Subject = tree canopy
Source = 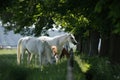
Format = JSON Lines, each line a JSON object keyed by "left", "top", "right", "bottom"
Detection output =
{"left": 1, "top": 0, "right": 120, "bottom": 63}
{"left": 0, "top": 0, "right": 120, "bottom": 36}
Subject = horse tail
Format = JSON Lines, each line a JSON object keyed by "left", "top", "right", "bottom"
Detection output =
{"left": 17, "top": 38, "right": 23, "bottom": 65}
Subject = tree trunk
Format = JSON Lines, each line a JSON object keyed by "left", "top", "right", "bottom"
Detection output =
{"left": 82, "top": 38, "right": 90, "bottom": 54}
{"left": 76, "top": 35, "right": 90, "bottom": 54}
{"left": 109, "top": 34, "right": 120, "bottom": 64}
{"left": 89, "top": 31, "right": 100, "bottom": 56}
{"left": 100, "top": 36, "right": 110, "bottom": 57}
{"left": 76, "top": 35, "right": 82, "bottom": 53}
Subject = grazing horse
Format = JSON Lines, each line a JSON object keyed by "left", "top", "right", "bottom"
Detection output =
{"left": 51, "top": 46, "right": 70, "bottom": 59}
{"left": 39, "top": 33, "right": 77, "bottom": 58}
{"left": 60, "top": 48, "right": 70, "bottom": 59}
{"left": 51, "top": 46, "right": 59, "bottom": 62}
{"left": 17, "top": 37, "right": 55, "bottom": 66}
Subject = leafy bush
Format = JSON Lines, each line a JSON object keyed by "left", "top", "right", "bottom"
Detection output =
{"left": 77, "top": 54, "right": 120, "bottom": 80}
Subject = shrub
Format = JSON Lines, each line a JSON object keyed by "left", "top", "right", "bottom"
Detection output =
{"left": 77, "top": 54, "right": 120, "bottom": 80}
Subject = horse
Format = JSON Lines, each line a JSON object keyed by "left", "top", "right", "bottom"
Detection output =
{"left": 17, "top": 36, "right": 55, "bottom": 66}
{"left": 51, "top": 46, "right": 70, "bottom": 59}
{"left": 38, "top": 33, "right": 77, "bottom": 58}
{"left": 51, "top": 46, "right": 59, "bottom": 62}
{"left": 60, "top": 48, "right": 70, "bottom": 59}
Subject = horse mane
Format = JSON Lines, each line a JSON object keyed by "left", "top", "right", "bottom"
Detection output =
{"left": 53, "top": 33, "right": 68, "bottom": 39}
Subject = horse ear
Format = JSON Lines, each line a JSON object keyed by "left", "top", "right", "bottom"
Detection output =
{"left": 68, "top": 32, "right": 74, "bottom": 36}
{"left": 69, "top": 32, "right": 72, "bottom": 34}
{"left": 69, "top": 32, "right": 73, "bottom": 36}
{"left": 69, "top": 29, "right": 74, "bottom": 34}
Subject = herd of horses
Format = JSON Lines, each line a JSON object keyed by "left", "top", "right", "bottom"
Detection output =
{"left": 17, "top": 33, "right": 77, "bottom": 67}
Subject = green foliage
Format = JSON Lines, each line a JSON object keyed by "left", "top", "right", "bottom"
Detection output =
{"left": 88, "top": 57, "right": 113, "bottom": 80}
{"left": 0, "top": 0, "right": 91, "bottom": 36}
{"left": 78, "top": 54, "right": 120, "bottom": 80}
{"left": 0, "top": 0, "right": 120, "bottom": 37}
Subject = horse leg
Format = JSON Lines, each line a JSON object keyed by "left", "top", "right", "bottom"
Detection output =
{"left": 39, "top": 52, "right": 44, "bottom": 71}
{"left": 39, "top": 52, "right": 42, "bottom": 66}
{"left": 30, "top": 54, "right": 33, "bottom": 62}
{"left": 42, "top": 54, "right": 47, "bottom": 65}
{"left": 21, "top": 48, "right": 25, "bottom": 64}
{"left": 35, "top": 54, "right": 38, "bottom": 65}
{"left": 26, "top": 49, "right": 33, "bottom": 64}
{"left": 27, "top": 52, "right": 31, "bottom": 64}
{"left": 58, "top": 47, "right": 62, "bottom": 59}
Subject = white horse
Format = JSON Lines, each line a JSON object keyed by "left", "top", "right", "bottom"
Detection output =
{"left": 39, "top": 33, "right": 77, "bottom": 57}
{"left": 17, "top": 36, "right": 55, "bottom": 66}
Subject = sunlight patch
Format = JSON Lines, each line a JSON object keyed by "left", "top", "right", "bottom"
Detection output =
{"left": 75, "top": 55, "right": 90, "bottom": 73}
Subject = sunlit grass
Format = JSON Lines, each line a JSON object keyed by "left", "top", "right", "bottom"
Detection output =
{"left": 75, "top": 55, "right": 90, "bottom": 73}
{"left": 0, "top": 49, "right": 16, "bottom": 54}
{"left": 0, "top": 49, "right": 85, "bottom": 80}
{"left": 1, "top": 49, "right": 120, "bottom": 80}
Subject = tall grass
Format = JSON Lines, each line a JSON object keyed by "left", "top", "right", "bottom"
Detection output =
{"left": 0, "top": 49, "right": 120, "bottom": 80}
{"left": 76, "top": 54, "right": 120, "bottom": 80}
{"left": 0, "top": 55, "right": 84, "bottom": 80}
{"left": 0, "top": 49, "right": 85, "bottom": 80}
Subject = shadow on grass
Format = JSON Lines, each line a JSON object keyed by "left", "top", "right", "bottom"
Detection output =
{"left": 0, "top": 54, "right": 84, "bottom": 80}
{"left": 2, "top": 53, "right": 120, "bottom": 80}
{"left": 0, "top": 54, "right": 17, "bottom": 65}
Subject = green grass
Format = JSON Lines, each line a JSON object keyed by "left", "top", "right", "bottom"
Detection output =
{"left": 0, "top": 49, "right": 85, "bottom": 80}
{"left": 0, "top": 49, "right": 120, "bottom": 80}
{"left": 0, "top": 49, "right": 16, "bottom": 54}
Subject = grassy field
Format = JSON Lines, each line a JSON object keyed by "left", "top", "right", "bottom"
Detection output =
{"left": 0, "top": 49, "right": 16, "bottom": 54}
{"left": 0, "top": 49, "right": 120, "bottom": 80}
{"left": 0, "top": 49, "right": 86, "bottom": 80}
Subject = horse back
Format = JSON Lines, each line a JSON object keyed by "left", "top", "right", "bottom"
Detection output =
{"left": 25, "top": 37, "right": 44, "bottom": 54}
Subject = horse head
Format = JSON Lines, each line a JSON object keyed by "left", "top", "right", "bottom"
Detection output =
{"left": 68, "top": 33, "right": 77, "bottom": 45}
{"left": 51, "top": 46, "right": 59, "bottom": 63}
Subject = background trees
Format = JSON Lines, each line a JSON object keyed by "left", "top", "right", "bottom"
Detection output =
{"left": 0, "top": 0, "right": 120, "bottom": 63}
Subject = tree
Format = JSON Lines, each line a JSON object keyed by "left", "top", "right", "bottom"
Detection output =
{"left": 1, "top": 0, "right": 120, "bottom": 63}
{"left": 0, "top": 0, "right": 55, "bottom": 36}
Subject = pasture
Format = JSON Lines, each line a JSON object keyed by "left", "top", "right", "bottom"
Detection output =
{"left": 0, "top": 49, "right": 120, "bottom": 80}
{"left": 0, "top": 49, "right": 85, "bottom": 80}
